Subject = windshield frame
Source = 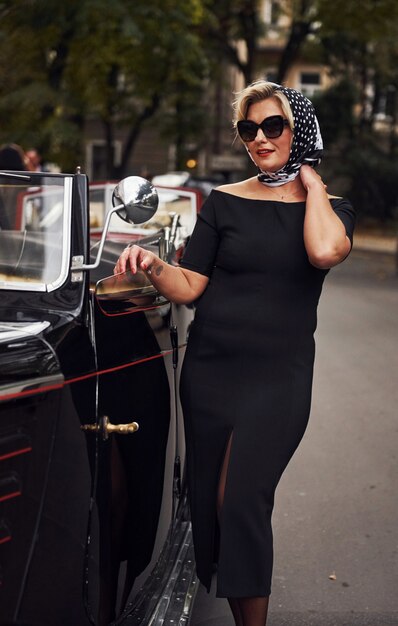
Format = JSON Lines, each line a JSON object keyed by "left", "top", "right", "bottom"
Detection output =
{"left": 0, "top": 174, "right": 73, "bottom": 293}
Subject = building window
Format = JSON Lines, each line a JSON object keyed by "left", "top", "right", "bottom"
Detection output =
{"left": 298, "top": 72, "right": 322, "bottom": 97}
{"left": 263, "top": 0, "right": 281, "bottom": 26}
{"left": 374, "top": 85, "right": 397, "bottom": 121}
{"left": 86, "top": 141, "right": 122, "bottom": 181}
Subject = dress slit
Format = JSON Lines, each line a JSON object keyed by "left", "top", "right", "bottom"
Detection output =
{"left": 217, "top": 431, "right": 234, "bottom": 520}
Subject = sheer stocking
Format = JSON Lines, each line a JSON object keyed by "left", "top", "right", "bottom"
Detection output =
{"left": 217, "top": 435, "right": 270, "bottom": 626}
{"left": 233, "top": 596, "right": 269, "bottom": 626}
{"left": 228, "top": 598, "right": 244, "bottom": 626}
{"left": 217, "top": 433, "right": 233, "bottom": 520}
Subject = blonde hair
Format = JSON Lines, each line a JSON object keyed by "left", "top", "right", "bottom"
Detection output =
{"left": 233, "top": 80, "right": 294, "bottom": 131}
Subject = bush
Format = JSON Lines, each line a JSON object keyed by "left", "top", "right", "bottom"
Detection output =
{"left": 337, "top": 139, "right": 398, "bottom": 223}
{"left": 312, "top": 79, "right": 357, "bottom": 147}
{"left": 313, "top": 81, "right": 398, "bottom": 223}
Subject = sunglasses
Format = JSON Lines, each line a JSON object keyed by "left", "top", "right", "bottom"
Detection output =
{"left": 237, "top": 115, "right": 289, "bottom": 142}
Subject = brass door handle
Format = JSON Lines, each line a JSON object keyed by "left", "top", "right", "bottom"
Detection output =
{"left": 81, "top": 415, "right": 139, "bottom": 441}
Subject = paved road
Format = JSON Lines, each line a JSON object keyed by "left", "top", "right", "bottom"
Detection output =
{"left": 191, "top": 250, "right": 398, "bottom": 626}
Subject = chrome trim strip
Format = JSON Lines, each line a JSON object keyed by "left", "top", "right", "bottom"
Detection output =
{"left": 0, "top": 321, "right": 50, "bottom": 342}
{"left": 0, "top": 172, "right": 31, "bottom": 180}
{"left": 0, "top": 373, "right": 64, "bottom": 402}
{"left": 47, "top": 176, "right": 73, "bottom": 292}
{"left": 149, "top": 523, "right": 198, "bottom": 626}
{"left": 118, "top": 519, "right": 198, "bottom": 626}
{"left": 0, "top": 176, "right": 73, "bottom": 293}
{"left": 97, "top": 284, "right": 159, "bottom": 301}
{"left": 0, "top": 279, "right": 46, "bottom": 292}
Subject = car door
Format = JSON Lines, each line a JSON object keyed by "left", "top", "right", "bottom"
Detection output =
{"left": 81, "top": 184, "right": 198, "bottom": 625}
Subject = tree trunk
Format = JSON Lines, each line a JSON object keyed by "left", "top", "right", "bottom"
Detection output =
{"left": 103, "top": 119, "right": 114, "bottom": 179}
{"left": 111, "top": 93, "right": 161, "bottom": 179}
{"left": 238, "top": 0, "right": 258, "bottom": 84}
{"left": 277, "top": 21, "right": 312, "bottom": 84}
{"left": 175, "top": 97, "right": 185, "bottom": 170}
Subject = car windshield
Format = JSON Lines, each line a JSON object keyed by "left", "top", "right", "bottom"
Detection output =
{"left": 0, "top": 173, "right": 72, "bottom": 292}
{"left": 89, "top": 183, "right": 198, "bottom": 239}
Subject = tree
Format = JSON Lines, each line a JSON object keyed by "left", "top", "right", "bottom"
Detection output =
{"left": 0, "top": 0, "right": 84, "bottom": 169}
{"left": 276, "top": 0, "right": 317, "bottom": 83}
{"left": 315, "top": 0, "right": 398, "bottom": 134}
{"left": 0, "top": 0, "right": 211, "bottom": 175}
{"left": 2, "top": 0, "right": 398, "bottom": 184}
{"left": 308, "top": 0, "right": 398, "bottom": 223}
{"left": 67, "top": 0, "right": 212, "bottom": 176}
{"left": 274, "top": 0, "right": 398, "bottom": 121}
{"left": 202, "top": 0, "right": 265, "bottom": 85}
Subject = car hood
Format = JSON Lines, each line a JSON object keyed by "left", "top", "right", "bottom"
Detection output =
{"left": 0, "top": 321, "right": 63, "bottom": 401}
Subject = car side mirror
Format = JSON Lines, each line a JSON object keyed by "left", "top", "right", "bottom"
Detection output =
{"left": 72, "top": 176, "right": 158, "bottom": 272}
{"left": 112, "top": 176, "right": 158, "bottom": 225}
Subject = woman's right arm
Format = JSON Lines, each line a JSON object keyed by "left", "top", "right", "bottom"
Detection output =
{"left": 113, "top": 244, "right": 209, "bottom": 305}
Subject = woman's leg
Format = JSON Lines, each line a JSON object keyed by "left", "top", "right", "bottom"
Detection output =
{"left": 217, "top": 436, "right": 244, "bottom": 626}
{"left": 217, "top": 435, "right": 242, "bottom": 626}
{"left": 217, "top": 437, "right": 269, "bottom": 626}
{"left": 217, "top": 433, "right": 233, "bottom": 519}
{"left": 236, "top": 597, "right": 269, "bottom": 626}
{"left": 228, "top": 598, "right": 244, "bottom": 626}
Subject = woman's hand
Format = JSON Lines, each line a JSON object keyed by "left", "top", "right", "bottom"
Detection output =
{"left": 113, "top": 244, "right": 209, "bottom": 304}
{"left": 113, "top": 245, "right": 158, "bottom": 275}
{"left": 300, "top": 164, "right": 326, "bottom": 193}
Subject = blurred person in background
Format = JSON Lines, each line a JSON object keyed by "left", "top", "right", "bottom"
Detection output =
{"left": 0, "top": 143, "right": 29, "bottom": 229}
{"left": 26, "top": 148, "right": 43, "bottom": 172}
{"left": 0, "top": 143, "right": 28, "bottom": 171}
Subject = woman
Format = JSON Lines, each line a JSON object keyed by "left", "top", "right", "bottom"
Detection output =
{"left": 114, "top": 81, "right": 355, "bottom": 625}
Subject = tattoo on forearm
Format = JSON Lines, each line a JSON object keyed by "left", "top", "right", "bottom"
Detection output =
{"left": 155, "top": 265, "right": 164, "bottom": 277}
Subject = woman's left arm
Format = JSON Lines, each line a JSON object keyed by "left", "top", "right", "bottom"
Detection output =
{"left": 301, "top": 165, "right": 351, "bottom": 269}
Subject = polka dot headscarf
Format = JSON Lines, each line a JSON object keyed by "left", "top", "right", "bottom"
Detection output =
{"left": 256, "top": 84, "right": 323, "bottom": 188}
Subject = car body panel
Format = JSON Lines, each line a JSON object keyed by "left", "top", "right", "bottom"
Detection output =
{"left": 0, "top": 171, "right": 196, "bottom": 625}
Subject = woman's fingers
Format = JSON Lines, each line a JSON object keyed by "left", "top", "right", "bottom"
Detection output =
{"left": 300, "top": 164, "right": 325, "bottom": 192}
{"left": 114, "top": 246, "right": 131, "bottom": 274}
{"left": 132, "top": 246, "right": 147, "bottom": 273}
{"left": 114, "top": 246, "right": 134, "bottom": 274}
{"left": 126, "top": 245, "right": 143, "bottom": 274}
{"left": 113, "top": 245, "right": 155, "bottom": 275}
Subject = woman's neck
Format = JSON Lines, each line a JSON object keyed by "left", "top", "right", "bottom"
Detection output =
{"left": 254, "top": 177, "right": 306, "bottom": 202}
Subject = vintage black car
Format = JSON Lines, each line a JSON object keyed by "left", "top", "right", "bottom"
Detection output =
{"left": 0, "top": 170, "right": 199, "bottom": 625}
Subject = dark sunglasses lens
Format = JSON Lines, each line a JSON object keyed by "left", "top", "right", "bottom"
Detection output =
{"left": 237, "top": 120, "right": 258, "bottom": 142}
{"left": 237, "top": 116, "right": 286, "bottom": 141}
{"left": 262, "top": 116, "right": 284, "bottom": 138}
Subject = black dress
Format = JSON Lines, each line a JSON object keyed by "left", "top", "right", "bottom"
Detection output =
{"left": 179, "top": 189, "right": 355, "bottom": 598}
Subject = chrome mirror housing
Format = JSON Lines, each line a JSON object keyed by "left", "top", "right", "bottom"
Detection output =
{"left": 112, "top": 176, "right": 158, "bottom": 225}
{"left": 72, "top": 176, "right": 158, "bottom": 272}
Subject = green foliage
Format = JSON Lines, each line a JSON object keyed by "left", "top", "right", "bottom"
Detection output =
{"left": 1, "top": 0, "right": 398, "bottom": 193}
{"left": 316, "top": 0, "right": 398, "bottom": 44}
{"left": 314, "top": 81, "right": 398, "bottom": 222}
{"left": 342, "top": 139, "right": 398, "bottom": 223}
{"left": 0, "top": 0, "right": 211, "bottom": 173}
{"left": 0, "top": 1, "right": 84, "bottom": 169}
{"left": 309, "top": 1, "right": 398, "bottom": 223}
{"left": 315, "top": 0, "right": 398, "bottom": 100}
{"left": 312, "top": 80, "right": 357, "bottom": 148}
{"left": 201, "top": 0, "right": 264, "bottom": 82}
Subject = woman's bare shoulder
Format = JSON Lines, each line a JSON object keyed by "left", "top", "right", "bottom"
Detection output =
{"left": 215, "top": 178, "right": 256, "bottom": 196}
